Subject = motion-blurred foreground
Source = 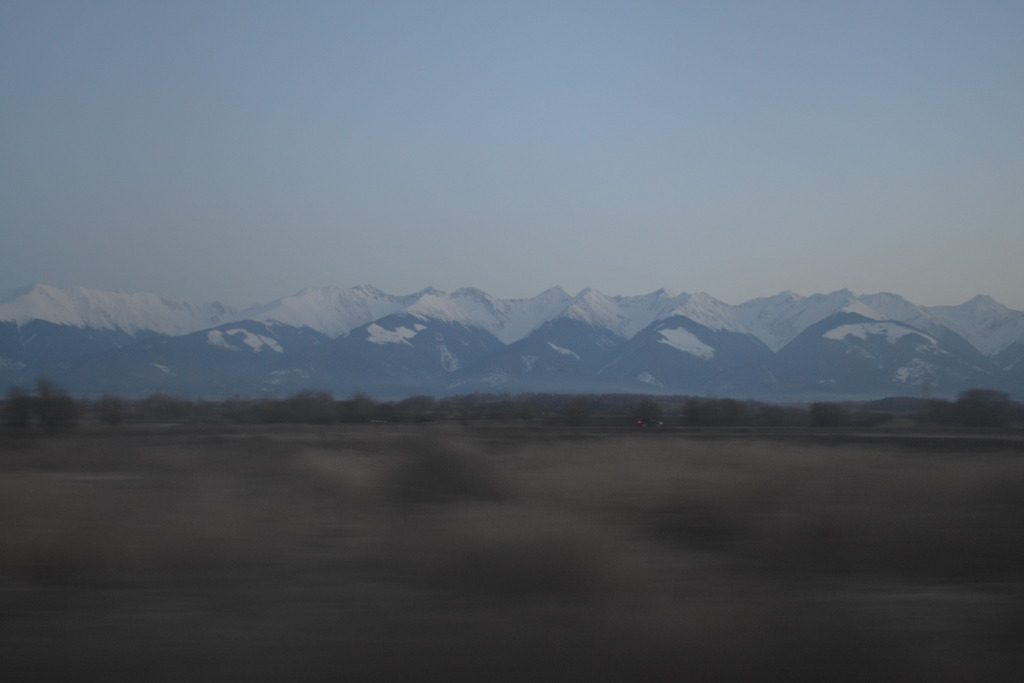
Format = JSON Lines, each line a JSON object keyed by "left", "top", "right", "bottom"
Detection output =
{"left": 2, "top": 425, "right": 1023, "bottom": 681}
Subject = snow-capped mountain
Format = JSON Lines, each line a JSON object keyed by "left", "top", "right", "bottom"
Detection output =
{"left": 244, "top": 285, "right": 574, "bottom": 345}
{"left": 3, "top": 283, "right": 1024, "bottom": 399}
{"left": 756, "top": 312, "right": 995, "bottom": 398}
{"left": 600, "top": 315, "right": 772, "bottom": 393}
{"left": 0, "top": 285, "right": 242, "bottom": 371}
{"left": 37, "top": 319, "right": 330, "bottom": 397}
{"left": 313, "top": 312, "right": 506, "bottom": 395}
{"left": 402, "top": 286, "right": 573, "bottom": 345}
{"left": 449, "top": 314, "right": 627, "bottom": 394}
{"left": 244, "top": 285, "right": 417, "bottom": 338}
{"left": 553, "top": 288, "right": 634, "bottom": 337}
{"left": 731, "top": 289, "right": 930, "bottom": 352}
{"left": 0, "top": 284, "right": 238, "bottom": 335}
{"left": 926, "top": 295, "right": 1024, "bottom": 357}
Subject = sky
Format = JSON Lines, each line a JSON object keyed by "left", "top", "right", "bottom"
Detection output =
{"left": 3, "top": 1, "right": 1023, "bottom": 309}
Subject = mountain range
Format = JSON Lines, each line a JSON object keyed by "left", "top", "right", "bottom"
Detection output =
{"left": 2, "top": 283, "right": 1023, "bottom": 401}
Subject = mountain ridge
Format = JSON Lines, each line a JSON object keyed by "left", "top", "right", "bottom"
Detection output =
{"left": 4, "top": 284, "right": 1024, "bottom": 400}
{"left": 6, "top": 283, "right": 1021, "bottom": 352}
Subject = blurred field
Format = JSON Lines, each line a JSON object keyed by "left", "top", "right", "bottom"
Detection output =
{"left": 2, "top": 423, "right": 1023, "bottom": 681}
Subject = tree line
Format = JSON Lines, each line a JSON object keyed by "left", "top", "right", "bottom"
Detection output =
{"left": 3, "top": 380, "right": 1022, "bottom": 432}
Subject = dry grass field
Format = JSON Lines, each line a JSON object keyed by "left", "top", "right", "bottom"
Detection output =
{"left": 2, "top": 423, "right": 1023, "bottom": 681}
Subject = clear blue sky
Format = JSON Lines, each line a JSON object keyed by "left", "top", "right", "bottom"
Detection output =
{"left": 3, "top": 1, "right": 1023, "bottom": 308}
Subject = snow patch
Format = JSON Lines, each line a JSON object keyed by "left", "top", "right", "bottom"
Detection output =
{"left": 479, "top": 371, "right": 511, "bottom": 387}
{"left": 547, "top": 342, "right": 580, "bottom": 359}
{"left": 893, "top": 359, "right": 937, "bottom": 384}
{"left": 269, "top": 368, "right": 310, "bottom": 385}
{"left": 207, "top": 329, "right": 283, "bottom": 353}
{"left": 823, "top": 322, "right": 934, "bottom": 346}
{"left": 437, "top": 339, "right": 459, "bottom": 372}
{"left": 366, "top": 323, "right": 425, "bottom": 345}
{"left": 657, "top": 328, "right": 715, "bottom": 359}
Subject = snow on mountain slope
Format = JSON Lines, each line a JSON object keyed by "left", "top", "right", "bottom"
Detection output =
{"left": 207, "top": 328, "right": 284, "bottom": 353}
{"left": 557, "top": 288, "right": 632, "bottom": 337}
{"left": 731, "top": 290, "right": 957, "bottom": 352}
{"left": 664, "top": 292, "right": 747, "bottom": 334}
{"left": 760, "top": 311, "right": 993, "bottom": 397}
{"left": 926, "top": 295, "right": 1024, "bottom": 357}
{"left": 364, "top": 322, "right": 427, "bottom": 345}
{"left": 657, "top": 327, "right": 716, "bottom": 359}
{"left": 539, "top": 289, "right": 743, "bottom": 341}
{"left": 246, "top": 285, "right": 573, "bottom": 344}
{"left": 402, "top": 286, "right": 573, "bottom": 344}
{"left": 611, "top": 289, "right": 684, "bottom": 337}
{"left": 8, "top": 282, "right": 1024, "bottom": 399}
{"left": 855, "top": 292, "right": 937, "bottom": 331}
{"left": 404, "top": 288, "right": 500, "bottom": 326}
{"left": 9, "top": 283, "right": 1023, "bottom": 363}
{"left": 246, "top": 286, "right": 1024, "bottom": 355}
{"left": 822, "top": 321, "right": 940, "bottom": 347}
{"left": 0, "top": 284, "right": 238, "bottom": 335}
{"left": 245, "top": 285, "right": 417, "bottom": 338}
{"left": 733, "top": 290, "right": 860, "bottom": 352}
{"left": 477, "top": 286, "right": 574, "bottom": 344}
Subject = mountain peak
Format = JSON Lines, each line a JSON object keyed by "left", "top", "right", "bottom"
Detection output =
{"left": 925, "top": 294, "right": 1024, "bottom": 356}
{"left": 964, "top": 294, "right": 1002, "bottom": 310}
{"left": 350, "top": 284, "right": 386, "bottom": 297}
{"left": 666, "top": 292, "right": 743, "bottom": 333}
{"left": 537, "top": 285, "right": 570, "bottom": 300}
{"left": 559, "top": 289, "right": 628, "bottom": 336}
{"left": 451, "top": 286, "right": 491, "bottom": 299}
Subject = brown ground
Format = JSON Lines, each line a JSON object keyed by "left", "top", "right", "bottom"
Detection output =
{"left": 2, "top": 423, "right": 1023, "bottom": 681}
